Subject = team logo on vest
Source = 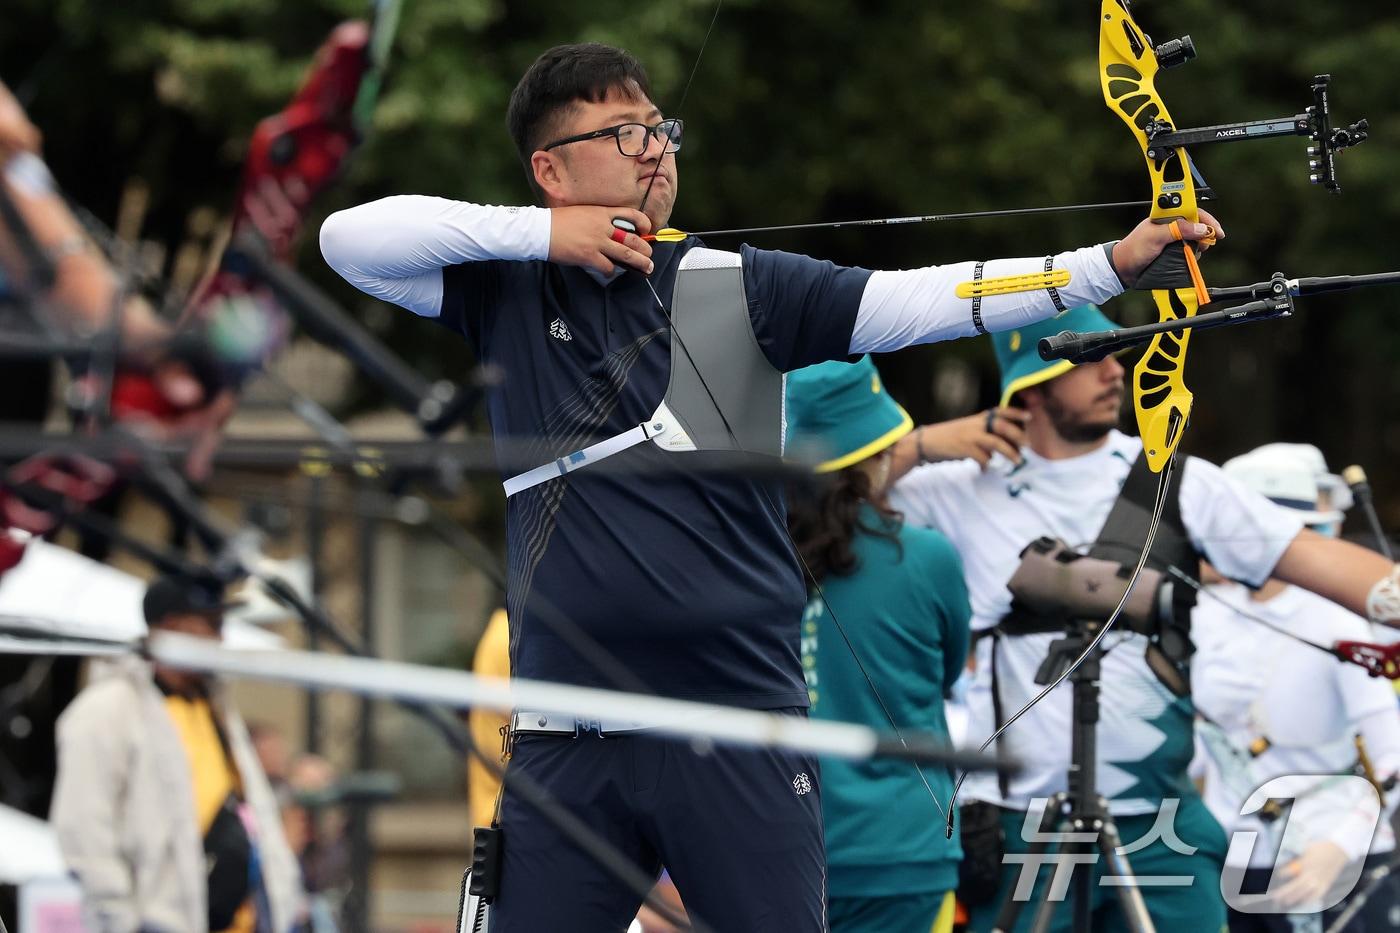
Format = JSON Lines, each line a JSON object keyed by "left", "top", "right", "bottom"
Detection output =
{"left": 549, "top": 318, "right": 573, "bottom": 341}
{"left": 792, "top": 772, "right": 813, "bottom": 796}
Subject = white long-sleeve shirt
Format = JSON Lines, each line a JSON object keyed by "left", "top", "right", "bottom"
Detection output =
{"left": 316, "top": 195, "right": 1131, "bottom": 710}
{"left": 318, "top": 195, "right": 1127, "bottom": 351}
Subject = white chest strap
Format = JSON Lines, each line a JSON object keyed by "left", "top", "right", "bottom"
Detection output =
{"left": 502, "top": 400, "right": 697, "bottom": 497}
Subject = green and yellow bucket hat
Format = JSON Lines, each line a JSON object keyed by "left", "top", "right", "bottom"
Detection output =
{"left": 785, "top": 356, "right": 913, "bottom": 473}
{"left": 992, "top": 304, "right": 1118, "bottom": 407}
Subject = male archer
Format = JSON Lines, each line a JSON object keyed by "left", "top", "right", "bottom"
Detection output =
{"left": 321, "top": 41, "right": 1218, "bottom": 933}
{"left": 887, "top": 306, "right": 1400, "bottom": 931}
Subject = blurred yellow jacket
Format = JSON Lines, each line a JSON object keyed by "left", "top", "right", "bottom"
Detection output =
{"left": 468, "top": 608, "right": 510, "bottom": 830}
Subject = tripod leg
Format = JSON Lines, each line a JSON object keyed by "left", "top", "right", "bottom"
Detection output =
{"left": 1028, "top": 825, "right": 1096, "bottom": 933}
{"left": 992, "top": 797, "right": 1063, "bottom": 933}
{"left": 1095, "top": 816, "right": 1156, "bottom": 933}
{"left": 1071, "top": 822, "right": 1094, "bottom": 933}
{"left": 1027, "top": 860, "right": 1064, "bottom": 933}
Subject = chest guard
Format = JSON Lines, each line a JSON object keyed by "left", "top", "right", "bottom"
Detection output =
{"left": 503, "top": 247, "right": 783, "bottom": 496}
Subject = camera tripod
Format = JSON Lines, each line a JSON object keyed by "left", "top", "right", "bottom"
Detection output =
{"left": 989, "top": 619, "right": 1156, "bottom": 933}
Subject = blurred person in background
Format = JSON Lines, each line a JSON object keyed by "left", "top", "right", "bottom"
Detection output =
{"left": 467, "top": 607, "right": 510, "bottom": 834}
{"left": 1192, "top": 443, "right": 1400, "bottom": 931}
{"left": 887, "top": 306, "right": 1400, "bottom": 932}
{"left": 785, "top": 356, "right": 979, "bottom": 933}
{"left": 248, "top": 722, "right": 291, "bottom": 790}
{"left": 0, "top": 77, "right": 239, "bottom": 830}
{"left": 49, "top": 575, "right": 304, "bottom": 933}
{"left": 0, "top": 79, "right": 236, "bottom": 481}
{"left": 283, "top": 754, "right": 349, "bottom": 899}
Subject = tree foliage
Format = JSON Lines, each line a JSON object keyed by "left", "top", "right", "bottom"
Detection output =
{"left": 5, "top": 0, "right": 1399, "bottom": 516}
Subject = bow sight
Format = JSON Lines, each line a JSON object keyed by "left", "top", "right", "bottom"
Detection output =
{"left": 1142, "top": 71, "right": 1369, "bottom": 195}
{"left": 1048, "top": 4, "right": 1390, "bottom": 373}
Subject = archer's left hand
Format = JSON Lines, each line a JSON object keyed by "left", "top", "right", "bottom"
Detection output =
{"left": 1111, "top": 208, "right": 1223, "bottom": 287}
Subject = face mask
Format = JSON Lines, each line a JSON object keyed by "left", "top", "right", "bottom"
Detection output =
{"left": 1309, "top": 521, "right": 1340, "bottom": 539}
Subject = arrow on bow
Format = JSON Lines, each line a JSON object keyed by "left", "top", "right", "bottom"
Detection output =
{"left": 640, "top": 197, "right": 1193, "bottom": 242}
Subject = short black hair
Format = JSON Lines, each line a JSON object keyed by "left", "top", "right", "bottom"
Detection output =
{"left": 143, "top": 575, "right": 239, "bottom": 627}
{"left": 507, "top": 43, "right": 654, "bottom": 200}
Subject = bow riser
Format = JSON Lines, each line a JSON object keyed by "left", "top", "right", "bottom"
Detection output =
{"left": 1100, "top": 0, "right": 1201, "bottom": 472}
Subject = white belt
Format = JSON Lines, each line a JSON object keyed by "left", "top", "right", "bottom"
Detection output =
{"left": 510, "top": 709, "right": 652, "bottom": 736}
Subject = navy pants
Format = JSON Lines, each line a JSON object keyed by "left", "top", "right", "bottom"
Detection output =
{"left": 489, "top": 712, "right": 826, "bottom": 932}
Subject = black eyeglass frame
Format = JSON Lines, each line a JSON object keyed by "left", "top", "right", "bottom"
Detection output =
{"left": 540, "top": 118, "right": 684, "bottom": 157}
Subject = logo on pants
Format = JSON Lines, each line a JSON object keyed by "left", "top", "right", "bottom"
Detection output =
{"left": 793, "top": 773, "right": 813, "bottom": 796}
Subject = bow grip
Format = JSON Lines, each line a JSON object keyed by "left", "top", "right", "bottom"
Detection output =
{"left": 1134, "top": 237, "right": 1199, "bottom": 292}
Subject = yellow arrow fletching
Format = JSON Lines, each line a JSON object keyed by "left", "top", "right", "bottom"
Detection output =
{"left": 645, "top": 228, "right": 690, "bottom": 242}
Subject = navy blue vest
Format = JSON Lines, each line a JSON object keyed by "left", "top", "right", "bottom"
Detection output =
{"left": 440, "top": 239, "right": 868, "bottom": 707}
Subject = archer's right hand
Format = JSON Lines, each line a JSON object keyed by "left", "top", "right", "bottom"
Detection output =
{"left": 549, "top": 206, "right": 654, "bottom": 277}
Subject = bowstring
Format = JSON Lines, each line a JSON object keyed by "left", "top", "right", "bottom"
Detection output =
{"left": 632, "top": 0, "right": 951, "bottom": 824}
{"left": 642, "top": 289, "right": 954, "bottom": 824}
{"left": 638, "top": 0, "right": 722, "bottom": 217}
{"left": 1164, "top": 563, "right": 1379, "bottom": 669}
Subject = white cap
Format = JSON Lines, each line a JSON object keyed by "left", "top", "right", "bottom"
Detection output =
{"left": 1223, "top": 442, "right": 1350, "bottom": 525}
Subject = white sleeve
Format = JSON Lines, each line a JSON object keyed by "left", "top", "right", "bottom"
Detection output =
{"left": 889, "top": 459, "right": 982, "bottom": 537}
{"left": 318, "top": 195, "right": 552, "bottom": 318}
{"left": 1187, "top": 730, "right": 1208, "bottom": 782}
{"left": 1290, "top": 773, "right": 1386, "bottom": 862}
{"left": 1180, "top": 456, "right": 1304, "bottom": 587}
{"left": 849, "top": 243, "right": 1124, "bottom": 353}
